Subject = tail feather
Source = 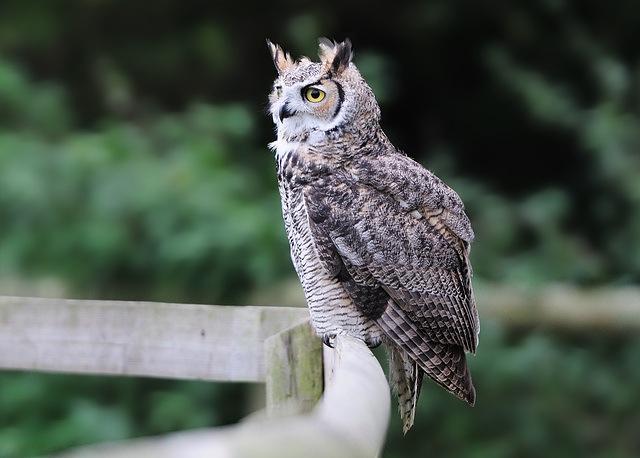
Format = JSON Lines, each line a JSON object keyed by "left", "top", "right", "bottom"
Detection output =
{"left": 378, "top": 305, "right": 476, "bottom": 431}
{"left": 387, "top": 342, "right": 424, "bottom": 434}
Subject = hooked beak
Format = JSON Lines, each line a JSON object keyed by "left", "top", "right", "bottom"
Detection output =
{"left": 279, "top": 103, "right": 295, "bottom": 122}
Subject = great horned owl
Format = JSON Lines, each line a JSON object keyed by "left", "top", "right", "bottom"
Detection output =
{"left": 266, "top": 37, "right": 479, "bottom": 432}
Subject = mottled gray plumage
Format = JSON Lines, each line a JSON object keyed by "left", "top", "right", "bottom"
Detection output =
{"left": 266, "top": 37, "right": 479, "bottom": 432}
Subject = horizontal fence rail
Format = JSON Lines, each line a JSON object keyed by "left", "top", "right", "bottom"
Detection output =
{"left": 0, "top": 296, "right": 309, "bottom": 382}
{"left": 476, "top": 283, "right": 640, "bottom": 333}
{"left": 2, "top": 283, "right": 638, "bottom": 382}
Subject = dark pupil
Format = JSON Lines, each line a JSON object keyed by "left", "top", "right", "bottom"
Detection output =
{"left": 310, "top": 89, "right": 320, "bottom": 99}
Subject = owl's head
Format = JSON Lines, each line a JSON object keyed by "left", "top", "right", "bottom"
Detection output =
{"left": 267, "top": 38, "right": 380, "bottom": 139}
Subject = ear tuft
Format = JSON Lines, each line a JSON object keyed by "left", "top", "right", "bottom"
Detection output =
{"left": 267, "top": 39, "right": 294, "bottom": 75}
{"left": 318, "top": 37, "right": 353, "bottom": 74}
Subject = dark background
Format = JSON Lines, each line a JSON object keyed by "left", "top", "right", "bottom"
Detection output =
{"left": 0, "top": 1, "right": 639, "bottom": 456}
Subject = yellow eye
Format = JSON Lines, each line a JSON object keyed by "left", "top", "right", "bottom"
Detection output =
{"left": 276, "top": 86, "right": 282, "bottom": 98}
{"left": 304, "top": 87, "right": 325, "bottom": 103}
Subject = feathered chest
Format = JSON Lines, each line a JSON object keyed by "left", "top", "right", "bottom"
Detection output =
{"left": 272, "top": 141, "right": 385, "bottom": 342}
{"left": 275, "top": 146, "right": 319, "bottom": 245}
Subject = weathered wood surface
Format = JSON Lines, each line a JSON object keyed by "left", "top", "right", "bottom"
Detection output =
{"left": 0, "top": 296, "right": 309, "bottom": 382}
{"left": 57, "top": 332, "right": 390, "bottom": 458}
{"left": 265, "top": 320, "right": 323, "bottom": 416}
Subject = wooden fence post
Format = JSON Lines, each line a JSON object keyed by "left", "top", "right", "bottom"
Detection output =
{"left": 264, "top": 320, "right": 324, "bottom": 416}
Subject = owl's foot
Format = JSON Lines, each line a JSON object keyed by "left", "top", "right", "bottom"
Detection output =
{"left": 365, "top": 336, "right": 383, "bottom": 348}
{"left": 322, "top": 333, "right": 337, "bottom": 348}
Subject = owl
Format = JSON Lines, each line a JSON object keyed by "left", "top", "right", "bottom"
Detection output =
{"left": 266, "top": 37, "right": 479, "bottom": 433}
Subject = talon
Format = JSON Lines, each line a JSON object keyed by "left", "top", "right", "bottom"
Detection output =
{"left": 366, "top": 337, "right": 383, "bottom": 348}
{"left": 322, "top": 333, "right": 336, "bottom": 348}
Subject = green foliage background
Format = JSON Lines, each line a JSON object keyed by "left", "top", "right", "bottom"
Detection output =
{"left": 0, "top": 1, "right": 639, "bottom": 456}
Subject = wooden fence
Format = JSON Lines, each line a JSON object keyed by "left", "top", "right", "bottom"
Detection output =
{"left": 1, "top": 284, "right": 639, "bottom": 457}
{"left": 0, "top": 296, "right": 389, "bottom": 458}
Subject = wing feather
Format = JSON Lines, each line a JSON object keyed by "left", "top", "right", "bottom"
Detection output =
{"left": 304, "top": 154, "right": 479, "bottom": 353}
